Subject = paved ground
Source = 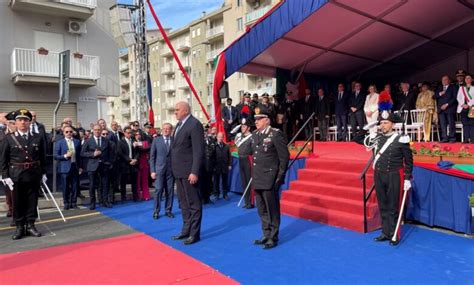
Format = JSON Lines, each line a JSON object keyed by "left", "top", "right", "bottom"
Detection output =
{"left": 0, "top": 207, "right": 135, "bottom": 254}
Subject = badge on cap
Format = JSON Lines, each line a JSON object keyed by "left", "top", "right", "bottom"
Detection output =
{"left": 381, "top": 110, "right": 389, "bottom": 120}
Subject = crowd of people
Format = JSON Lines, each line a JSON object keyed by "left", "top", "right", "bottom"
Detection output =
{"left": 222, "top": 69, "right": 474, "bottom": 144}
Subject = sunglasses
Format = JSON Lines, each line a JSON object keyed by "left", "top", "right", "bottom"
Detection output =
{"left": 101, "top": 133, "right": 108, "bottom": 136}
{"left": 64, "top": 131, "right": 73, "bottom": 133}
{"left": 125, "top": 131, "right": 132, "bottom": 134}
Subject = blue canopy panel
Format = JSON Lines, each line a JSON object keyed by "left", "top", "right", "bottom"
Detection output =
{"left": 224, "top": 0, "right": 329, "bottom": 78}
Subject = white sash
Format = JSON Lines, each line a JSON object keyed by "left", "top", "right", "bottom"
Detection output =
{"left": 373, "top": 133, "right": 398, "bottom": 169}
{"left": 236, "top": 133, "right": 252, "bottom": 147}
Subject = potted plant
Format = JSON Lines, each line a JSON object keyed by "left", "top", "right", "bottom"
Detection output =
{"left": 37, "top": 47, "right": 49, "bottom": 55}
{"left": 73, "top": 51, "right": 83, "bottom": 59}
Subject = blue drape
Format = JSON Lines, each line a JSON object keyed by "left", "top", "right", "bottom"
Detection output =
{"left": 407, "top": 167, "right": 474, "bottom": 234}
{"left": 229, "top": 157, "right": 306, "bottom": 193}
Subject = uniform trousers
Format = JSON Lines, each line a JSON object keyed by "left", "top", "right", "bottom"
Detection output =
{"left": 176, "top": 178, "right": 202, "bottom": 239}
{"left": 254, "top": 188, "right": 280, "bottom": 241}
{"left": 13, "top": 179, "right": 40, "bottom": 225}
{"left": 374, "top": 170, "right": 402, "bottom": 238}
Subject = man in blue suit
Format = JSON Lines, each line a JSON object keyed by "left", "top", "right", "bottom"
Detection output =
{"left": 80, "top": 124, "right": 114, "bottom": 210}
{"left": 434, "top": 75, "right": 458, "bottom": 143}
{"left": 54, "top": 125, "right": 82, "bottom": 210}
{"left": 335, "top": 83, "right": 350, "bottom": 141}
{"left": 222, "top": 98, "right": 240, "bottom": 139}
{"left": 150, "top": 123, "right": 175, "bottom": 219}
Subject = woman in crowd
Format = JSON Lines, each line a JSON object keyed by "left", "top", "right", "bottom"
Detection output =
{"left": 134, "top": 131, "right": 151, "bottom": 200}
{"left": 416, "top": 82, "right": 437, "bottom": 142}
{"left": 364, "top": 85, "right": 379, "bottom": 135}
{"left": 457, "top": 74, "right": 474, "bottom": 143}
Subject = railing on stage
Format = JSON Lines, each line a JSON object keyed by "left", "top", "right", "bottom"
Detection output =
{"left": 287, "top": 112, "right": 316, "bottom": 168}
{"left": 359, "top": 154, "right": 375, "bottom": 233}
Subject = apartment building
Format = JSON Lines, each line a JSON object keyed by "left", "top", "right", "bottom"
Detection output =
{"left": 0, "top": 0, "right": 120, "bottom": 129}
{"left": 110, "top": 0, "right": 279, "bottom": 127}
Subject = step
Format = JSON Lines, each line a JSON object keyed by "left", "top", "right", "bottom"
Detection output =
{"left": 288, "top": 181, "right": 366, "bottom": 200}
{"left": 281, "top": 191, "right": 378, "bottom": 217}
{"left": 296, "top": 169, "right": 374, "bottom": 186}
{"left": 305, "top": 158, "right": 370, "bottom": 171}
{"left": 281, "top": 200, "right": 380, "bottom": 233}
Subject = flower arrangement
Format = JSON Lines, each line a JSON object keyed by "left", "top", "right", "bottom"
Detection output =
{"left": 37, "top": 47, "right": 49, "bottom": 55}
{"left": 411, "top": 144, "right": 472, "bottom": 158}
{"left": 73, "top": 52, "right": 84, "bottom": 59}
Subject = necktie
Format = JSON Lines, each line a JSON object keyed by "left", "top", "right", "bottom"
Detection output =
{"left": 339, "top": 92, "right": 342, "bottom": 101}
{"left": 98, "top": 138, "right": 101, "bottom": 148}
{"left": 165, "top": 138, "right": 170, "bottom": 151}
{"left": 22, "top": 134, "right": 27, "bottom": 141}
{"left": 404, "top": 92, "right": 408, "bottom": 96}
{"left": 228, "top": 106, "right": 232, "bottom": 120}
{"left": 68, "top": 140, "right": 75, "bottom": 162}
{"left": 175, "top": 122, "right": 182, "bottom": 136}
{"left": 356, "top": 91, "right": 359, "bottom": 98}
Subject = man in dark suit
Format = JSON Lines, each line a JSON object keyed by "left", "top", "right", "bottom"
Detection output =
{"left": 80, "top": 124, "right": 114, "bottom": 210}
{"left": 394, "top": 82, "right": 417, "bottom": 111}
{"left": 0, "top": 112, "right": 17, "bottom": 226}
{"left": 240, "top": 107, "right": 289, "bottom": 249}
{"left": 150, "top": 123, "right": 174, "bottom": 219}
{"left": 54, "top": 125, "right": 82, "bottom": 210}
{"left": 117, "top": 126, "right": 139, "bottom": 202}
{"left": 434, "top": 75, "right": 458, "bottom": 142}
{"left": 0, "top": 109, "right": 46, "bottom": 240}
{"left": 29, "top": 111, "right": 48, "bottom": 149}
{"left": 171, "top": 101, "right": 205, "bottom": 245}
{"left": 298, "top": 89, "right": 316, "bottom": 139}
{"left": 203, "top": 125, "right": 217, "bottom": 204}
{"left": 108, "top": 121, "right": 123, "bottom": 203}
{"left": 258, "top": 93, "right": 276, "bottom": 123}
{"left": 315, "top": 88, "right": 330, "bottom": 141}
{"left": 349, "top": 82, "right": 366, "bottom": 136}
{"left": 213, "top": 132, "right": 231, "bottom": 200}
{"left": 335, "top": 83, "right": 350, "bottom": 141}
{"left": 222, "top": 98, "right": 240, "bottom": 139}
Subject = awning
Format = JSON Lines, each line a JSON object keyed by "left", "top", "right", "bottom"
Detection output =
{"left": 223, "top": 0, "right": 474, "bottom": 80}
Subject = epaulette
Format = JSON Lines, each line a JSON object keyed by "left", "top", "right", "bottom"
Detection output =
{"left": 398, "top": 134, "right": 410, "bottom": 144}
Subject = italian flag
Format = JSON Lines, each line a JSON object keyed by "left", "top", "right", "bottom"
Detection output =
{"left": 212, "top": 53, "right": 226, "bottom": 139}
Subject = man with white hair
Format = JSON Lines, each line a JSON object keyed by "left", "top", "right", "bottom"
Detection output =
{"left": 170, "top": 101, "right": 205, "bottom": 245}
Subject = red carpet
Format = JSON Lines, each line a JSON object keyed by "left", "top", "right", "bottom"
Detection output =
{"left": 281, "top": 142, "right": 381, "bottom": 233}
{"left": 0, "top": 233, "right": 238, "bottom": 285}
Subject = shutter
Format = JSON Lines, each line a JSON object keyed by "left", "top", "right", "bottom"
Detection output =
{"left": 0, "top": 102, "right": 77, "bottom": 131}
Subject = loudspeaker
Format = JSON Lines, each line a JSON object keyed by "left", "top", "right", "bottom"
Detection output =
{"left": 219, "top": 81, "right": 229, "bottom": 99}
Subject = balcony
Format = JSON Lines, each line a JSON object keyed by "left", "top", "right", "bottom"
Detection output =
{"left": 161, "top": 64, "right": 174, "bottom": 75}
{"left": 11, "top": 48, "right": 100, "bottom": 87}
{"left": 121, "top": 107, "right": 130, "bottom": 116}
{"left": 177, "top": 79, "right": 190, "bottom": 90}
{"left": 245, "top": 6, "right": 271, "bottom": 25}
{"left": 176, "top": 38, "right": 191, "bottom": 52}
{"left": 121, "top": 91, "right": 130, "bottom": 101}
{"left": 119, "top": 63, "right": 129, "bottom": 73}
{"left": 9, "top": 0, "right": 96, "bottom": 20}
{"left": 161, "top": 84, "right": 175, "bottom": 92}
{"left": 107, "top": 110, "right": 114, "bottom": 116}
{"left": 161, "top": 48, "right": 173, "bottom": 57}
{"left": 120, "top": 77, "right": 130, "bottom": 87}
{"left": 248, "top": 84, "right": 273, "bottom": 96}
{"left": 165, "top": 101, "right": 176, "bottom": 111}
{"left": 206, "top": 26, "right": 224, "bottom": 41}
{"left": 207, "top": 73, "right": 214, "bottom": 83}
{"left": 182, "top": 59, "right": 191, "bottom": 69}
{"left": 206, "top": 49, "right": 222, "bottom": 62}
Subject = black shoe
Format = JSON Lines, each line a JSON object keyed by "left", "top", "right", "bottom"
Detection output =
{"left": 105, "top": 202, "right": 113, "bottom": 208}
{"left": 77, "top": 193, "right": 86, "bottom": 199}
{"left": 153, "top": 212, "right": 159, "bottom": 220}
{"left": 89, "top": 203, "right": 96, "bottom": 210}
{"left": 440, "top": 139, "right": 449, "bottom": 143}
{"left": 244, "top": 204, "right": 254, "bottom": 209}
{"left": 449, "top": 140, "right": 456, "bottom": 143}
{"left": 263, "top": 239, "right": 278, "bottom": 249}
{"left": 26, "top": 224, "right": 42, "bottom": 237}
{"left": 71, "top": 204, "right": 78, "bottom": 209}
{"left": 6, "top": 212, "right": 12, "bottom": 218}
{"left": 389, "top": 239, "right": 400, "bottom": 246}
{"left": 12, "top": 226, "right": 24, "bottom": 240}
{"left": 172, "top": 233, "right": 189, "bottom": 240}
{"left": 374, "top": 235, "right": 390, "bottom": 242}
{"left": 183, "top": 236, "right": 200, "bottom": 245}
{"left": 63, "top": 204, "right": 70, "bottom": 210}
{"left": 223, "top": 195, "right": 230, "bottom": 201}
{"left": 253, "top": 237, "right": 268, "bottom": 245}
{"left": 165, "top": 212, "right": 175, "bottom": 218}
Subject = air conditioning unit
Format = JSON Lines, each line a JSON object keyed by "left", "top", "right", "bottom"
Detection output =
{"left": 68, "top": 20, "right": 87, "bottom": 34}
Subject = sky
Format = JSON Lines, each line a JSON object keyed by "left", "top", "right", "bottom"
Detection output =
{"left": 119, "top": 0, "right": 224, "bottom": 31}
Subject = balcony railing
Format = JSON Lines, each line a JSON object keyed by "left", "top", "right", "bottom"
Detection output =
{"left": 57, "top": 0, "right": 97, "bottom": 9}
{"left": 121, "top": 107, "right": 130, "bottom": 115}
{"left": 177, "top": 79, "right": 190, "bottom": 89}
{"left": 161, "top": 64, "right": 174, "bottom": 75}
{"left": 161, "top": 84, "right": 175, "bottom": 92}
{"left": 119, "top": 63, "right": 129, "bottom": 72}
{"left": 161, "top": 48, "right": 172, "bottom": 57}
{"left": 206, "top": 49, "right": 222, "bottom": 62}
{"left": 176, "top": 38, "right": 191, "bottom": 51}
{"left": 206, "top": 26, "right": 224, "bottom": 38}
{"left": 121, "top": 92, "right": 130, "bottom": 101}
{"left": 245, "top": 6, "right": 271, "bottom": 24}
{"left": 11, "top": 48, "right": 100, "bottom": 84}
{"left": 120, "top": 78, "right": 130, "bottom": 86}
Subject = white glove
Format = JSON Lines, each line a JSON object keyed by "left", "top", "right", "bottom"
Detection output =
{"left": 3, "top": 178, "right": 14, "bottom": 191}
{"left": 42, "top": 174, "right": 48, "bottom": 184}
{"left": 403, "top": 180, "right": 411, "bottom": 191}
{"left": 369, "top": 132, "right": 377, "bottom": 139}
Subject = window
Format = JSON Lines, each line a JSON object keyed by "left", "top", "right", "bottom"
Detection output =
{"left": 130, "top": 61, "right": 134, "bottom": 70}
{"left": 131, "top": 76, "right": 134, "bottom": 85}
{"left": 192, "top": 30, "right": 196, "bottom": 38}
{"left": 192, "top": 50, "right": 197, "bottom": 57}
{"left": 238, "top": 90, "right": 244, "bottom": 98}
{"left": 197, "top": 49, "right": 201, "bottom": 56}
{"left": 153, "top": 81, "right": 157, "bottom": 88}
{"left": 238, "top": 72, "right": 244, "bottom": 79}
{"left": 237, "top": 18, "right": 243, "bottom": 31}
{"left": 197, "top": 28, "right": 201, "bottom": 36}
{"left": 131, "top": 91, "right": 135, "bottom": 100}
{"left": 237, "top": 0, "right": 241, "bottom": 7}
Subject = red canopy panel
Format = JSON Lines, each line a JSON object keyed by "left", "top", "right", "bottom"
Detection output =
{"left": 237, "top": 0, "right": 474, "bottom": 79}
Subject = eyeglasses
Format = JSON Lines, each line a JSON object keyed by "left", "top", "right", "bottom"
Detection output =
{"left": 133, "top": 125, "right": 139, "bottom": 127}
{"left": 101, "top": 133, "right": 108, "bottom": 136}
{"left": 64, "top": 131, "right": 73, "bottom": 133}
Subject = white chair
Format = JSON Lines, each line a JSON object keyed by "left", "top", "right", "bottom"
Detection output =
{"left": 327, "top": 115, "right": 337, "bottom": 141}
{"left": 394, "top": 110, "right": 409, "bottom": 134}
{"left": 406, "top": 109, "right": 426, "bottom": 142}
{"left": 455, "top": 113, "right": 464, "bottom": 143}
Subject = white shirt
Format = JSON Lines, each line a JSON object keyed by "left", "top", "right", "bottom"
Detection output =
{"left": 126, "top": 138, "right": 132, "bottom": 159}
{"left": 457, "top": 85, "right": 474, "bottom": 113}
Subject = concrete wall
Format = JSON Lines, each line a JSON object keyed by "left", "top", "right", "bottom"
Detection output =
{"left": 0, "top": 0, "right": 119, "bottom": 126}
